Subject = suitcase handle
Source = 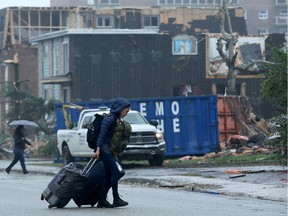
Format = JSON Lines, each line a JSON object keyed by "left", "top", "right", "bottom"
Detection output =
{"left": 81, "top": 158, "right": 97, "bottom": 174}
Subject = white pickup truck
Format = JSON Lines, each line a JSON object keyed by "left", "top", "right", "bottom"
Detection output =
{"left": 57, "top": 107, "right": 166, "bottom": 166}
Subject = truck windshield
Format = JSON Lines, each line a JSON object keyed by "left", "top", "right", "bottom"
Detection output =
{"left": 124, "top": 113, "right": 148, "bottom": 124}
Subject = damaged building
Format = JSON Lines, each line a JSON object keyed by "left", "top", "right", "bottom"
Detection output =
{"left": 0, "top": 5, "right": 285, "bottom": 132}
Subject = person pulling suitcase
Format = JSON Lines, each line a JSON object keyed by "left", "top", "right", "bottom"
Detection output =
{"left": 94, "top": 98, "right": 131, "bottom": 208}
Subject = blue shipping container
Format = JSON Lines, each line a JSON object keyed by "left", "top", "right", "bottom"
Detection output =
{"left": 55, "top": 96, "right": 219, "bottom": 157}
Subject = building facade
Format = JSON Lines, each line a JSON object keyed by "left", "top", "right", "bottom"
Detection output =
{"left": 50, "top": 0, "right": 288, "bottom": 36}
{"left": 0, "top": 2, "right": 285, "bottom": 132}
{"left": 31, "top": 6, "right": 247, "bottom": 103}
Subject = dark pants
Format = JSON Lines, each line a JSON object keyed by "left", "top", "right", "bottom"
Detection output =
{"left": 6, "top": 149, "right": 28, "bottom": 174}
{"left": 99, "top": 151, "right": 122, "bottom": 200}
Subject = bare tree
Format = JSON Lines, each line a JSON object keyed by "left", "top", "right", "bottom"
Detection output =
{"left": 217, "top": 0, "right": 272, "bottom": 95}
{"left": 217, "top": 0, "right": 239, "bottom": 95}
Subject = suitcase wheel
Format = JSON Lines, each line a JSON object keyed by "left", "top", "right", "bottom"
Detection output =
{"left": 48, "top": 205, "right": 52, "bottom": 209}
{"left": 40, "top": 194, "right": 44, "bottom": 200}
{"left": 91, "top": 204, "right": 95, "bottom": 207}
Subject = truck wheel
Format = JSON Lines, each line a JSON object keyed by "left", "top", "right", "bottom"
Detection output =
{"left": 148, "top": 154, "right": 164, "bottom": 166}
{"left": 62, "top": 145, "right": 74, "bottom": 165}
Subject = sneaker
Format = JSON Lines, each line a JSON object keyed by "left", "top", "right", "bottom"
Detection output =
{"left": 97, "top": 199, "right": 114, "bottom": 208}
{"left": 113, "top": 197, "right": 128, "bottom": 207}
{"left": 23, "top": 171, "right": 30, "bottom": 175}
{"left": 4, "top": 169, "right": 9, "bottom": 174}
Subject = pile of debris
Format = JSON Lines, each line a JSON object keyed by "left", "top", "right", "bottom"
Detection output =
{"left": 179, "top": 113, "right": 279, "bottom": 161}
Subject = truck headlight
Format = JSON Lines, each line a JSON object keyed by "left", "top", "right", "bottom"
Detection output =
{"left": 156, "top": 131, "right": 164, "bottom": 142}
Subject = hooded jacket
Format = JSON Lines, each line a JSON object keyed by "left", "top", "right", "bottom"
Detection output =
{"left": 96, "top": 98, "right": 130, "bottom": 153}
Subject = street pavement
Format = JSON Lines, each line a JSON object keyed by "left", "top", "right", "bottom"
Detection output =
{"left": 0, "top": 159, "right": 287, "bottom": 203}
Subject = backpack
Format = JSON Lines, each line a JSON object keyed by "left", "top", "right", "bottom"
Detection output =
{"left": 86, "top": 113, "right": 106, "bottom": 150}
{"left": 109, "top": 119, "right": 132, "bottom": 155}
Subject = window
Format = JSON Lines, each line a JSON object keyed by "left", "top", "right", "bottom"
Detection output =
{"left": 157, "top": 0, "right": 224, "bottom": 5}
{"left": 62, "top": 42, "right": 69, "bottom": 74}
{"left": 172, "top": 35, "right": 198, "bottom": 55}
{"left": 52, "top": 40, "right": 59, "bottom": 76}
{"left": 82, "top": 116, "right": 93, "bottom": 129}
{"left": 97, "top": 15, "right": 113, "bottom": 28}
{"left": 42, "top": 44, "right": 49, "bottom": 78}
{"left": 99, "top": 0, "right": 120, "bottom": 4}
{"left": 258, "top": 10, "right": 268, "bottom": 20}
{"left": 144, "top": 16, "right": 159, "bottom": 28}
{"left": 258, "top": 28, "right": 268, "bottom": 35}
{"left": 280, "top": 9, "right": 288, "bottom": 18}
{"left": 87, "top": 0, "right": 94, "bottom": 5}
{"left": 62, "top": 87, "right": 70, "bottom": 103}
{"left": 229, "top": 0, "right": 239, "bottom": 4}
{"left": 276, "top": 0, "right": 287, "bottom": 5}
{"left": 42, "top": 86, "right": 49, "bottom": 101}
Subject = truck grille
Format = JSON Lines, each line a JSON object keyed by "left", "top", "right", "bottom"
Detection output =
{"left": 129, "top": 132, "right": 157, "bottom": 145}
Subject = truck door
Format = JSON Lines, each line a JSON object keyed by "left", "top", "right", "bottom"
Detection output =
{"left": 77, "top": 115, "right": 93, "bottom": 155}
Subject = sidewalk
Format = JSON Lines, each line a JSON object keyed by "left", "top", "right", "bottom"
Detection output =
{"left": 0, "top": 159, "right": 287, "bottom": 202}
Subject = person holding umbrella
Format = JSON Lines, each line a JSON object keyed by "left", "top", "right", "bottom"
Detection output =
{"left": 5, "top": 125, "right": 32, "bottom": 174}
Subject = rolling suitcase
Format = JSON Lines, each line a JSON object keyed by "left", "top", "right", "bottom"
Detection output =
{"left": 72, "top": 159, "right": 105, "bottom": 207}
{"left": 40, "top": 158, "right": 97, "bottom": 208}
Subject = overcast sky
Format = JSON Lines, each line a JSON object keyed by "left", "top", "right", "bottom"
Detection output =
{"left": 0, "top": 0, "right": 50, "bottom": 10}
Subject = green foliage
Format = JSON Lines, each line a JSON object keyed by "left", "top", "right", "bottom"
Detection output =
{"left": 268, "top": 115, "right": 287, "bottom": 166}
{"left": 261, "top": 46, "right": 287, "bottom": 166}
{"left": 5, "top": 83, "right": 57, "bottom": 135}
{"left": 261, "top": 47, "right": 287, "bottom": 114}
